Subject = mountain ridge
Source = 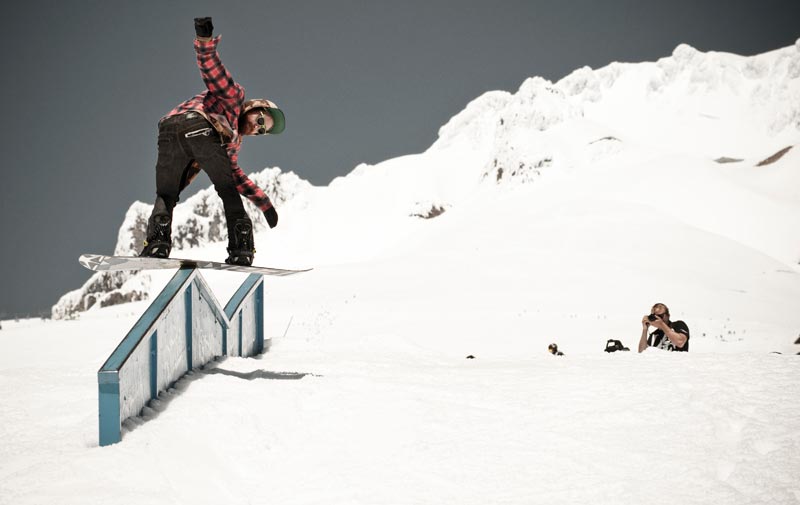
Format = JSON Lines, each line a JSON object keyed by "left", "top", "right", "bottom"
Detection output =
{"left": 53, "top": 40, "right": 800, "bottom": 320}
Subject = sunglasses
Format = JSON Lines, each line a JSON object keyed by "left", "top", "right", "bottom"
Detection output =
{"left": 254, "top": 110, "right": 271, "bottom": 135}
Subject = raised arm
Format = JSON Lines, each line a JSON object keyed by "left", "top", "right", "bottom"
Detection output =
{"left": 638, "top": 315, "right": 650, "bottom": 353}
{"left": 663, "top": 321, "right": 689, "bottom": 349}
{"left": 193, "top": 18, "right": 245, "bottom": 103}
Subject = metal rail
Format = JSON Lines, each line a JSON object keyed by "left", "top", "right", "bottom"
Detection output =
{"left": 97, "top": 268, "right": 265, "bottom": 446}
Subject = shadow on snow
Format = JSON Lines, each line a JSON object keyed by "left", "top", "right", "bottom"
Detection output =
{"left": 120, "top": 357, "right": 320, "bottom": 438}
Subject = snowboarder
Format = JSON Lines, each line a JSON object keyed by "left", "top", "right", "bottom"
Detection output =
{"left": 141, "top": 17, "right": 284, "bottom": 266}
{"left": 548, "top": 343, "right": 564, "bottom": 356}
{"left": 638, "top": 303, "right": 690, "bottom": 352}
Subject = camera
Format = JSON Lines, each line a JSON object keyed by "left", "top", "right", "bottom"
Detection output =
{"left": 647, "top": 314, "right": 658, "bottom": 322}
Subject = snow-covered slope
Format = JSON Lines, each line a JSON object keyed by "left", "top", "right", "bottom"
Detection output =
{"left": 54, "top": 41, "right": 800, "bottom": 355}
{"left": 238, "top": 39, "right": 800, "bottom": 355}
{"left": 1, "top": 312, "right": 799, "bottom": 505}
{"left": 4, "top": 40, "right": 800, "bottom": 505}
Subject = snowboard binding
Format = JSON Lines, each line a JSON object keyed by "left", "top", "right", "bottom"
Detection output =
{"left": 225, "top": 218, "right": 255, "bottom": 266}
{"left": 140, "top": 215, "right": 173, "bottom": 258}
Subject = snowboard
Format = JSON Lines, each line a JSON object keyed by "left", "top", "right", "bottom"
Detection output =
{"left": 79, "top": 254, "right": 312, "bottom": 277}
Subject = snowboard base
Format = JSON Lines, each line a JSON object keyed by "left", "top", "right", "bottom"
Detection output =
{"left": 79, "top": 254, "right": 312, "bottom": 277}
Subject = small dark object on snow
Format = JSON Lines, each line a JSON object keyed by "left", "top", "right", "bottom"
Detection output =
{"left": 466, "top": 355, "right": 476, "bottom": 359}
{"left": 605, "top": 339, "right": 630, "bottom": 353}
{"left": 548, "top": 343, "right": 564, "bottom": 356}
{"left": 756, "top": 145, "right": 793, "bottom": 167}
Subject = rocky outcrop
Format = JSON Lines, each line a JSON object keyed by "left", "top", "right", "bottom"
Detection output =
{"left": 52, "top": 168, "right": 311, "bottom": 319}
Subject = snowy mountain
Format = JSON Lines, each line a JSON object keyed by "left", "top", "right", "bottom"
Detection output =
{"left": 54, "top": 40, "right": 800, "bottom": 353}
{"left": 52, "top": 168, "right": 312, "bottom": 319}
{"left": 6, "top": 40, "right": 800, "bottom": 505}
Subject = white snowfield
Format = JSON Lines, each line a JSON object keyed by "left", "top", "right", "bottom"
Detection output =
{"left": 3, "top": 41, "right": 800, "bottom": 504}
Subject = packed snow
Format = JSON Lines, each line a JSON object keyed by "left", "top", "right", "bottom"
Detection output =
{"left": 3, "top": 41, "right": 800, "bottom": 504}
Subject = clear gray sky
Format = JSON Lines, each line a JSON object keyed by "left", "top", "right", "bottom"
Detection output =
{"left": 1, "top": 0, "right": 798, "bottom": 317}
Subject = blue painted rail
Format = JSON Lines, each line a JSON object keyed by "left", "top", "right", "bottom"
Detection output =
{"left": 97, "top": 268, "right": 266, "bottom": 446}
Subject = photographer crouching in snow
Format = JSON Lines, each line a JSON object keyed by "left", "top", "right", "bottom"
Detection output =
{"left": 638, "top": 303, "right": 690, "bottom": 352}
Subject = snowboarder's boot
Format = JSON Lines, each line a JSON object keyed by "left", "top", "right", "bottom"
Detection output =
{"left": 140, "top": 215, "right": 172, "bottom": 258}
{"left": 225, "top": 217, "right": 255, "bottom": 266}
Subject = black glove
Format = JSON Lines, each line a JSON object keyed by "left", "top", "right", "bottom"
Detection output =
{"left": 194, "top": 17, "right": 214, "bottom": 38}
{"left": 264, "top": 206, "right": 278, "bottom": 229}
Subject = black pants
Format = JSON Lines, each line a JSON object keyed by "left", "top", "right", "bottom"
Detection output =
{"left": 150, "top": 113, "right": 247, "bottom": 228}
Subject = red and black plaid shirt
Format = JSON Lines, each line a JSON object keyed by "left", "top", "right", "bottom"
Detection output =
{"left": 164, "top": 36, "right": 274, "bottom": 212}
